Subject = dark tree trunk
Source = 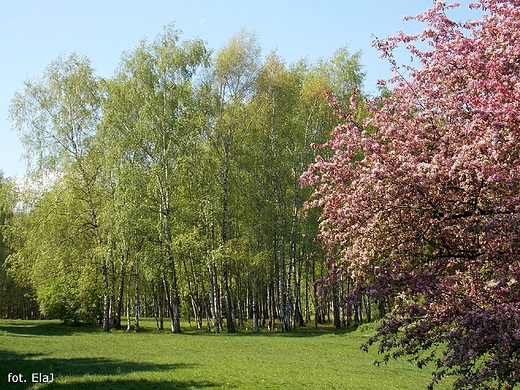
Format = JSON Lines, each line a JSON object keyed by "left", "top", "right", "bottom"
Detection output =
{"left": 126, "top": 270, "right": 132, "bottom": 332}
{"left": 114, "top": 260, "right": 125, "bottom": 330}
{"left": 134, "top": 255, "right": 140, "bottom": 332}
{"left": 354, "top": 296, "right": 361, "bottom": 327}
{"left": 152, "top": 281, "right": 163, "bottom": 331}
{"left": 222, "top": 259, "right": 237, "bottom": 333}
{"left": 252, "top": 274, "right": 259, "bottom": 333}
{"left": 378, "top": 294, "right": 386, "bottom": 320}
{"left": 333, "top": 282, "right": 341, "bottom": 329}
{"left": 363, "top": 292, "right": 371, "bottom": 323}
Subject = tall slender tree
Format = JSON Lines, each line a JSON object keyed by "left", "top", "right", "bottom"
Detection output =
{"left": 101, "top": 24, "right": 210, "bottom": 333}
{"left": 206, "top": 29, "right": 262, "bottom": 333}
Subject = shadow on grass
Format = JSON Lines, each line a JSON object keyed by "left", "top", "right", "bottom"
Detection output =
{"left": 0, "top": 350, "right": 217, "bottom": 390}
{"left": 0, "top": 321, "right": 100, "bottom": 337}
{"left": 36, "top": 379, "right": 219, "bottom": 389}
{"left": 0, "top": 320, "right": 175, "bottom": 337}
{"left": 1, "top": 318, "right": 366, "bottom": 338}
{"left": 265, "top": 324, "right": 359, "bottom": 337}
{"left": 179, "top": 323, "right": 361, "bottom": 338}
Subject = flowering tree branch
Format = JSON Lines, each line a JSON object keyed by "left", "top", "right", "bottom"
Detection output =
{"left": 302, "top": 1, "right": 520, "bottom": 388}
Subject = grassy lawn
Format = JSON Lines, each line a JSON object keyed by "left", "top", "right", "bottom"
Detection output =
{"left": 0, "top": 319, "right": 451, "bottom": 390}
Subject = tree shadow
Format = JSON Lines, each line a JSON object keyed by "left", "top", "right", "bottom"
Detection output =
{"left": 0, "top": 321, "right": 99, "bottom": 337}
{"left": 181, "top": 323, "right": 360, "bottom": 338}
{"left": 0, "top": 350, "right": 219, "bottom": 390}
{"left": 37, "top": 378, "right": 219, "bottom": 389}
{"left": 1, "top": 319, "right": 364, "bottom": 339}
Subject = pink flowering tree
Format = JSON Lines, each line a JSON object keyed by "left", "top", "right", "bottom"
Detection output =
{"left": 301, "top": 1, "right": 520, "bottom": 388}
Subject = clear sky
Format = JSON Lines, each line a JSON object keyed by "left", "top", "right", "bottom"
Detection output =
{"left": 0, "top": 0, "right": 477, "bottom": 178}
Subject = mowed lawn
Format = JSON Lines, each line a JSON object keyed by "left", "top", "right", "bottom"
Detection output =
{"left": 0, "top": 319, "right": 452, "bottom": 390}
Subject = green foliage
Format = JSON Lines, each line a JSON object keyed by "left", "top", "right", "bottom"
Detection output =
{"left": 0, "top": 174, "right": 40, "bottom": 319}
{"left": 6, "top": 23, "right": 368, "bottom": 333}
{"left": 9, "top": 53, "right": 101, "bottom": 173}
{"left": 6, "top": 182, "right": 102, "bottom": 324}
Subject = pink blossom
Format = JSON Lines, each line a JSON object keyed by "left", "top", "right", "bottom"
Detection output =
{"left": 302, "top": 1, "right": 520, "bottom": 388}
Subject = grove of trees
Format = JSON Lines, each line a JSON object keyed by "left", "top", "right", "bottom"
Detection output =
{"left": 2, "top": 25, "right": 369, "bottom": 335}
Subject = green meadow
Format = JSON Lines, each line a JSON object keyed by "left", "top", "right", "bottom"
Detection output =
{"left": 0, "top": 319, "right": 451, "bottom": 390}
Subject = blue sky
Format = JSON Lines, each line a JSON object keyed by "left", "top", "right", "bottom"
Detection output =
{"left": 0, "top": 0, "right": 477, "bottom": 178}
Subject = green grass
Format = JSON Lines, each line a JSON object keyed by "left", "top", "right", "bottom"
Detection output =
{"left": 0, "top": 318, "right": 452, "bottom": 390}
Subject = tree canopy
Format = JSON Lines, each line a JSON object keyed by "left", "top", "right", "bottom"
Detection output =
{"left": 302, "top": 1, "right": 520, "bottom": 388}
